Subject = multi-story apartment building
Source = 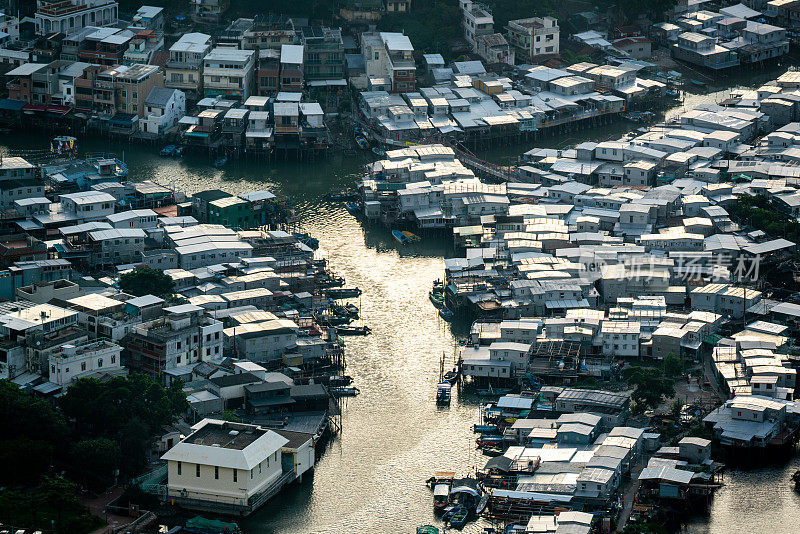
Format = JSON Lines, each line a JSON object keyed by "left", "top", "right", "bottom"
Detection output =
{"left": 255, "top": 49, "right": 280, "bottom": 96}
{"left": 381, "top": 32, "right": 415, "bottom": 93}
{"left": 124, "top": 303, "right": 224, "bottom": 379}
{"left": 506, "top": 16, "right": 560, "bottom": 62}
{"left": 35, "top": 0, "right": 118, "bottom": 36}
{"left": 300, "top": 26, "right": 344, "bottom": 81}
{"left": 242, "top": 15, "right": 297, "bottom": 51}
{"left": 0, "top": 9, "right": 21, "bottom": 44}
{"left": 77, "top": 27, "right": 133, "bottom": 67}
{"left": 279, "top": 44, "right": 304, "bottom": 92}
{"left": 165, "top": 32, "right": 211, "bottom": 101}
{"left": 93, "top": 63, "right": 164, "bottom": 117}
{"left": 460, "top": 0, "right": 494, "bottom": 52}
{"left": 203, "top": 47, "right": 255, "bottom": 100}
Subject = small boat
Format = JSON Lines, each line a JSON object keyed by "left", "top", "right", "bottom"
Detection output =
{"left": 439, "top": 308, "right": 454, "bottom": 321}
{"left": 433, "top": 483, "right": 451, "bottom": 511}
{"left": 317, "top": 274, "right": 344, "bottom": 287}
{"left": 443, "top": 369, "right": 459, "bottom": 384}
{"left": 330, "top": 386, "right": 360, "bottom": 396}
{"left": 345, "top": 201, "right": 361, "bottom": 214}
{"left": 184, "top": 516, "right": 241, "bottom": 534}
{"left": 214, "top": 155, "right": 228, "bottom": 168}
{"left": 417, "top": 527, "right": 439, "bottom": 534}
{"left": 476, "top": 494, "right": 489, "bottom": 515}
{"left": 173, "top": 145, "right": 185, "bottom": 156}
{"left": 315, "top": 314, "right": 352, "bottom": 326}
{"left": 429, "top": 291, "right": 445, "bottom": 308}
{"left": 355, "top": 135, "right": 369, "bottom": 149}
{"left": 344, "top": 303, "right": 359, "bottom": 317}
{"left": 326, "top": 287, "right": 362, "bottom": 299}
{"left": 335, "top": 325, "right": 371, "bottom": 335}
{"left": 328, "top": 374, "right": 353, "bottom": 387}
{"left": 371, "top": 146, "right": 385, "bottom": 156}
{"left": 436, "top": 381, "right": 452, "bottom": 405}
{"left": 473, "top": 424, "right": 499, "bottom": 434}
{"left": 476, "top": 436, "right": 504, "bottom": 448}
{"left": 689, "top": 78, "right": 708, "bottom": 88}
{"left": 392, "top": 229, "right": 410, "bottom": 244}
{"left": 447, "top": 505, "right": 469, "bottom": 529}
{"left": 293, "top": 232, "right": 319, "bottom": 249}
{"left": 160, "top": 145, "right": 176, "bottom": 157}
{"left": 401, "top": 230, "right": 421, "bottom": 242}
{"left": 665, "top": 89, "right": 680, "bottom": 98}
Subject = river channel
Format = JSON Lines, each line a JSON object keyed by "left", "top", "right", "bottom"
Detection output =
{"left": 4, "top": 62, "right": 800, "bottom": 533}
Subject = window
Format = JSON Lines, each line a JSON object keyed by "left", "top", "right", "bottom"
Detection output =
{"left": 214, "top": 466, "right": 219, "bottom": 479}
{"left": 196, "top": 464, "right": 201, "bottom": 477}
{"left": 177, "top": 461, "right": 182, "bottom": 475}
{"left": 81, "top": 362, "right": 86, "bottom": 371}
{"left": 233, "top": 469, "right": 237, "bottom": 482}
{"left": 98, "top": 358, "right": 103, "bottom": 368}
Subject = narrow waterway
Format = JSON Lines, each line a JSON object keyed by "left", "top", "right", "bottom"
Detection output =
{"left": 4, "top": 63, "right": 800, "bottom": 532}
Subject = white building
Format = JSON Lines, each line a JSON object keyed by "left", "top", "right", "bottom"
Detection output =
{"left": 162, "top": 419, "right": 288, "bottom": 509}
{"left": 48, "top": 340, "right": 124, "bottom": 386}
{"left": 60, "top": 190, "right": 115, "bottom": 221}
{"left": 203, "top": 47, "right": 256, "bottom": 101}
{"left": 600, "top": 321, "right": 641, "bottom": 358}
{"left": 460, "top": 0, "right": 494, "bottom": 52}
{"left": 140, "top": 86, "right": 186, "bottom": 136}
{"left": 35, "top": 0, "right": 118, "bottom": 36}
{"left": 166, "top": 33, "right": 212, "bottom": 99}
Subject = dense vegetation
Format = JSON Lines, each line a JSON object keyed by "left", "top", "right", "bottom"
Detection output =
{"left": 0, "top": 376, "right": 187, "bottom": 532}
{"left": 119, "top": 266, "right": 176, "bottom": 297}
{"left": 728, "top": 193, "right": 800, "bottom": 244}
{"left": 621, "top": 354, "right": 681, "bottom": 413}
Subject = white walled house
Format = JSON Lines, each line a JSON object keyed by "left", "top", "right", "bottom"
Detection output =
{"left": 48, "top": 340, "right": 124, "bottom": 386}
{"left": 161, "top": 419, "right": 314, "bottom": 515}
{"left": 140, "top": 86, "right": 186, "bottom": 136}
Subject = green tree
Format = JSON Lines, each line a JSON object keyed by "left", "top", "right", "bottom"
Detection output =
{"left": 623, "top": 365, "right": 675, "bottom": 412}
{"left": 663, "top": 353, "right": 683, "bottom": 377}
{"left": 67, "top": 439, "right": 120, "bottom": 492}
{"left": 0, "top": 381, "right": 68, "bottom": 485}
{"left": 119, "top": 266, "right": 175, "bottom": 297}
{"left": 670, "top": 399, "right": 684, "bottom": 418}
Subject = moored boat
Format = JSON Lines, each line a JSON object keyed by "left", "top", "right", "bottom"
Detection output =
{"left": 443, "top": 369, "right": 459, "bottom": 384}
{"left": 330, "top": 386, "right": 360, "bottom": 396}
{"left": 344, "top": 303, "right": 359, "bottom": 317}
{"left": 439, "top": 308, "right": 454, "bottom": 321}
{"left": 447, "top": 505, "right": 469, "bottom": 529}
{"left": 214, "top": 155, "right": 228, "bottom": 168}
{"left": 345, "top": 201, "right": 361, "bottom": 214}
{"left": 436, "top": 381, "right": 452, "bottom": 405}
{"left": 326, "top": 287, "right": 362, "bottom": 299}
{"left": 392, "top": 229, "right": 410, "bottom": 244}
{"left": 160, "top": 145, "right": 176, "bottom": 157}
{"left": 429, "top": 291, "right": 445, "bottom": 308}
{"left": 473, "top": 424, "right": 499, "bottom": 434}
{"left": 335, "top": 325, "right": 371, "bottom": 335}
{"left": 416, "top": 526, "right": 439, "bottom": 534}
{"left": 401, "top": 230, "right": 420, "bottom": 241}
{"left": 355, "top": 135, "right": 369, "bottom": 149}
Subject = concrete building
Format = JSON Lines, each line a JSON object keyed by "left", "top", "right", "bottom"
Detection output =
{"left": 477, "top": 33, "right": 515, "bottom": 65}
{"left": 460, "top": 0, "right": 494, "bottom": 52}
{"left": 140, "top": 86, "right": 186, "bottom": 136}
{"left": 35, "top": 0, "right": 118, "bottom": 36}
{"left": 48, "top": 339, "right": 124, "bottom": 385}
{"left": 165, "top": 33, "right": 212, "bottom": 100}
{"left": 506, "top": 17, "right": 560, "bottom": 62}
{"left": 203, "top": 47, "right": 256, "bottom": 101}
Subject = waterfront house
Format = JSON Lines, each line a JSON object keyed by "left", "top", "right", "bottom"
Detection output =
{"left": 506, "top": 17, "right": 560, "bottom": 62}
{"left": 161, "top": 419, "right": 290, "bottom": 515}
{"left": 35, "top": 0, "right": 118, "bottom": 36}
{"left": 279, "top": 44, "right": 304, "bottom": 92}
{"left": 140, "top": 86, "right": 185, "bottom": 136}
{"left": 203, "top": 47, "right": 255, "bottom": 101}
